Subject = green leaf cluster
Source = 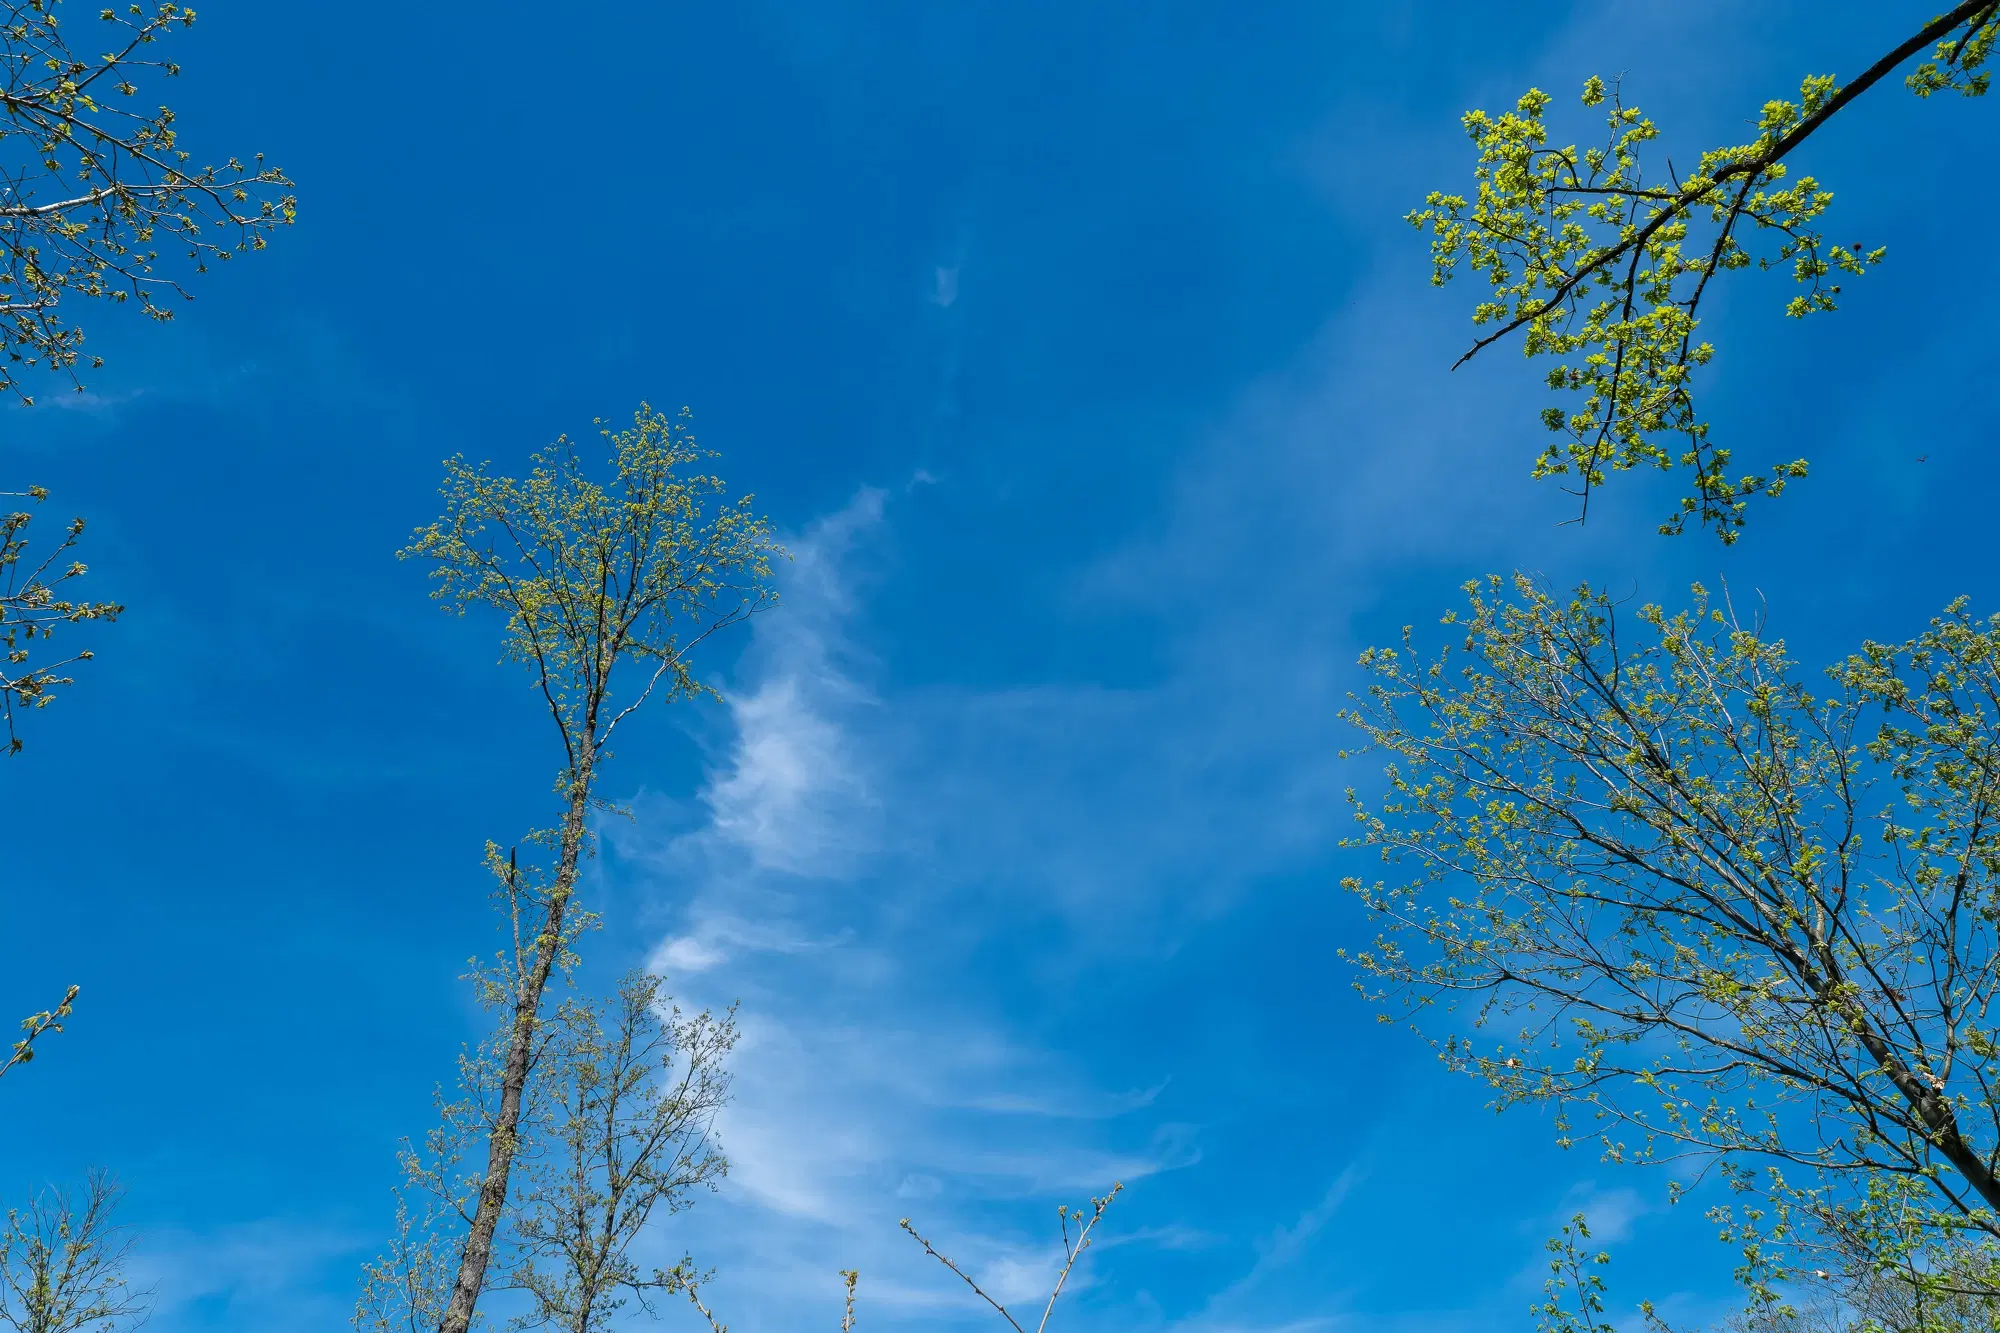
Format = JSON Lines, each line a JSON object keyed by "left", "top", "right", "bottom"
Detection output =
{"left": 400, "top": 403, "right": 783, "bottom": 783}
{"left": 0, "top": 490, "right": 118, "bottom": 754}
{"left": 0, "top": 0, "right": 294, "bottom": 401}
{"left": 1410, "top": 77, "right": 1868, "bottom": 540}
{"left": 1410, "top": 2, "right": 1999, "bottom": 541}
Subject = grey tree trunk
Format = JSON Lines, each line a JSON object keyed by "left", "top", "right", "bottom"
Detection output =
{"left": 436, "top": 757, "right": 594, "bottom": 1333}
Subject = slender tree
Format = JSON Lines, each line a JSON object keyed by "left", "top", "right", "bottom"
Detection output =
{"left": 1343, "top": 577, "right": 2000, "bottom": 1309}
{"left": 401, "top": 404, "right": 780, "bottom": 1333}
{"left": 357, "top": 919, "right": 735, "bottom": 1333}
{"left": 1410, "top": 3, "right": 1996, "bottom": 540}
{"left": 0, "top": 1170, "right": 149, "bottom": 1333}
{"left": 503, "top": 971, "right": 734, "bottom": 1333}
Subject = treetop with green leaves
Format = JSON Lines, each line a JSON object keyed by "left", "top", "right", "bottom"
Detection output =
{"left": 401, "top": 404, "right": 783, "bottom": 778}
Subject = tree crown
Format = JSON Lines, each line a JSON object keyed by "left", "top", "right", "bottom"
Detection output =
{"left": 402, "top": 404, "right": 783, "bottom": 776}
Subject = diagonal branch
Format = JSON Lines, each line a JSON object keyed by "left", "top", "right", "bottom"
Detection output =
{"left": 1453, "top": 0, "right": 1998, "bottom": 371}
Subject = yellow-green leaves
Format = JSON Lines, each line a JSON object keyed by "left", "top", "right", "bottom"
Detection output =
{"left": 0, "top": 492, "right": 120, "bottom": 754}
{"left": 1, "top": 983, "right": 77, "bottom": 1080}
{"left": 1910, "top": 4, "right": 2000, "bottom": 97}
{"left": 1343, "top": 574, "right": 2000, "bottom": 1288}
{"left": 402, "top": 404, "right": 783, "bottom": 774}
{"left": 1535, "top": 1215, "right": 1614, "bottom": 1333}
{"left": 0, "top": 0, "right": 293, "bottom": 402}
{"left": 1410, "top": 73, "right": 1881, "bottom": 541}
{"left": 1414, "top": 5, "right": 2000, "bottom": 541}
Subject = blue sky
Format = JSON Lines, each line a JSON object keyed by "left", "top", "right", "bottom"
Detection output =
{"left": 5, "top": 2, "right": 1997, "bottom": 1330}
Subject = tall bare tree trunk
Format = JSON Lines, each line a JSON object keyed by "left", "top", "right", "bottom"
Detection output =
{"left": 437, "top": 757, "right": 594, "bottom": 1333}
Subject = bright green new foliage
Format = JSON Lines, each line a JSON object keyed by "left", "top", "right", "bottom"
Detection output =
{"left": 1534, "top": 1215, "right": 1614, "bottom": 1333}
{"left": 0, "top": 0, "right": 290, "bottom": 755}
{"left": 403, "top": 404, "right": 779, "bottom": 773}
{"left": 1342, "top": 577, "right": 2000, "bottom": 1308}
{"left": 1410, "top": 77, "right": 1859, "bottom": 538}
{"left": 1, "top": 985, "right": 76, "bottom": 1082}
{"left": 1410, "top": 3, "right": 1997, "bottom": 541}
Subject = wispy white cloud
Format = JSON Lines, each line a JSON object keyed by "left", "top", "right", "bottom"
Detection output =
{"left": 608, "top": 485, "right": 1217, "bottom": 1328}
{"left": 697, "top": 486, "right": 885, "bottom": 879}
{"left": 704, "top": 675, "right": 864, "bottom": 871}
{"left": 933, "top": 265, "right": 961, "bottom": 308}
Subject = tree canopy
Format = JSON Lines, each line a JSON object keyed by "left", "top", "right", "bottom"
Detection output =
{"left": 1345, "top": 578, "right": 2000, "bottom": 1314}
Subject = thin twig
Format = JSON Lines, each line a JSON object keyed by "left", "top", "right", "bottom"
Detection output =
{"left": 902, "top": 1183, "right": 1125, "bottom": 1333}
{"left": 1036, "top": 1185, "right": 1122, "bottom": 1333}
{"left": 901, "top": 1218, "right": 1026, "bottom": 1333}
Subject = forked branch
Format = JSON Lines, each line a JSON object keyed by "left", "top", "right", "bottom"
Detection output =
{"left": 902, "top": 1182, "right": 1124, "bottom": 1333}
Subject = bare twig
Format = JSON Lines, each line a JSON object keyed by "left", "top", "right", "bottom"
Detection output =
{"left": 901, "top": 1182, "right": 1125, "bottom": 1333}
{"left": 900, "top": 1218, "right": 1025, "bottom": 1333}
{"left": 1036, "top": 1185, "right": 1122, "bottom": 1333}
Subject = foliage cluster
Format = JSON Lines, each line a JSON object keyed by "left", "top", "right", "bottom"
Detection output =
{"left": 0, "top": 0, "right": 294, "bottom": 401}
{"left": 1412, "top": 1, "right": 1997, "bottom": 541}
